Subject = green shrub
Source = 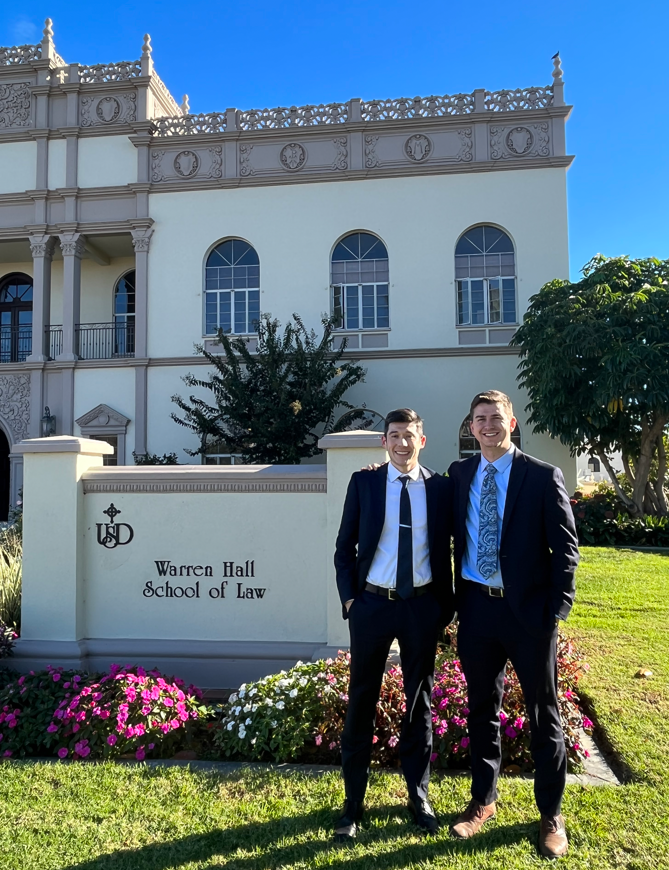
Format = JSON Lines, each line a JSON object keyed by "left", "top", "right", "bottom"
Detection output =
{"left": 0, "top": 532, "right": 21, "bottom": 632}
{"left": 571, "top": 492, "right": 669, "bottom": 547}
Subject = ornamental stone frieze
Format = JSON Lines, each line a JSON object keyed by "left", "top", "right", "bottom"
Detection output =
{"left": 0, "top": 82, "right": 32, "bottom": 128}
{"left": 151, "top": 146, "right": 223, "bottom": 182}
{"left": 363, "top": 127, "right": 473, "bottom": 170}
{"left": 0, "top": 374, "right": 30, "bottom": 444}
{"left": 489, "top": 123, "right": 551, "bottom": 160}
{"left": 80, "top": 92, "right": 137, "bottom": 127}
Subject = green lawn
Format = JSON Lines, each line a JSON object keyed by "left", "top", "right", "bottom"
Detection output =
{"left": 0, "top": 547, "right": 667, "bottom": 870}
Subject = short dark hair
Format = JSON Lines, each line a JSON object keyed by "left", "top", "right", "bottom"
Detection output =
{"left": 469, "top": 390, "right": 514, "bottom": 420}
{"left": 384, "top": 408, "right": 424, "bottom": 436}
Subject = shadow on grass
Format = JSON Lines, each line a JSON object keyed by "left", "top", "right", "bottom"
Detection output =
{"left": 60, "top": 805, "right": 536, "bottom": 870}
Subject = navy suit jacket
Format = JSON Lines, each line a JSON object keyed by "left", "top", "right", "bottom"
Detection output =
{"left": 334, "top": 463, "right": 455, "bottom": 624}
{"left": 448, "top": 449, "right": 579, "bottom": 637}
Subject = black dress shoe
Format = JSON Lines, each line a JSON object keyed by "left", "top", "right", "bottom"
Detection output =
{"left": 334, "top": 799, "right": 364, "bottom": 842}
{"left": 407, "top": 797, "right": 440, "bottom": 834}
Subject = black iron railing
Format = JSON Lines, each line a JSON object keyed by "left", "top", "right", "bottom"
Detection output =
{"left": 0, "top": 325, "right": 31, "bottom": 362}
{"left": 1, "top": 322, "right": 136, "bottom": 362}
{"left": 44, "top": 322, "right": 135, "bottom": 360}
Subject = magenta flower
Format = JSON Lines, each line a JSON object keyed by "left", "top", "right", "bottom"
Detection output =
{"left": 328, "top": 742, "right": 337, "bottom": 750}
{"left": 504, "top": 726, "right": 517, "bottom": 739}
{"left": 388, "top": 736, "right": 399, "bottom": 748}
{"left": 135, "top": 748, "right": 146, "bottom": 761}
{"left": 430, "top": 752, "right": 438, "bottom": 762}
{"left": 47, "top": 724, "right": 58, "bottom": 733}
{"left": 163, "top": 698, "right": 174, "bottom": 708}
{"left": 72, "top": 724, "right": 80, "bottom": 733}
{"left": 141, "top": 705, "right": 151, "bottom": 716}
{"left": 52, "top": 673, "right": 61, "bottom": 682}
{"left": 57, "top": 747, "right": 68, "bottom": 758}
{"left": 170, "top": 719, "right": 180, "bottom": 729}
{"left": 314, "top": 734, "right": 323, "bottom": 746}
{"left": 107, "top": 734, "right": 117, "bottom": 746}
{"left": 461, "top": 736, "right": 470, "bottom": 748}
{"left": 3, "top": 750, "right": 12, "bottom": 757}
{"left": 583, "top": 717, "right": 593, "bottom": 729}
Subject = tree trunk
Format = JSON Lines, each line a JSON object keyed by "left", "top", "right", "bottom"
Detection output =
{"left": 654, "top": 435, "right": 669, "bottom": 516}
{"left": 598, "top": 449, "right": 637, "bottom": 513}
{"left": 630, "top": 415, "right": 669, "bottom": 517}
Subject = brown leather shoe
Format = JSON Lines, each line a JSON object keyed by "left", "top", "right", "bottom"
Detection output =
{"left": 450, "top": 799, "right": 496, "bottom": 839}
{"left": 539, "top": 814, "right": 569, "bottom": 858}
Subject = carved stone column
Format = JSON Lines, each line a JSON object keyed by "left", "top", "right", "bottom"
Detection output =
{"left": 131, "top": 228, "right": 153, "bottom": 360}
{"left": 57, "top": 233, "right": 85, "bottom": 361}
{"left": 27, "top": 235, "right": 55, "bottom": 362}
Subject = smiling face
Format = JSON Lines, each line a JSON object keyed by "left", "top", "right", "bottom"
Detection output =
{"left": 382, "top": 421, "right": 426, "bottom": 473}
{"left": 470, "top": 401, "right": 517, "bottom": 461}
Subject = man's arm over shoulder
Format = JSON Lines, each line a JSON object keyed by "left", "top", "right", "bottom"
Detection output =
{"left": 334, "top": 472, "right": 362, "bottom": 606}
{"left": 544, "top": 465, "right": 579, "bottom": 620}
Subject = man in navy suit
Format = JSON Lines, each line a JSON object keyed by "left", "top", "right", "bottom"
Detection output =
{"left": 333, "top": 408, "right": 454, "bottom": 841}
{"left": 448, "top": 390, "right": 579, "bottom": 859}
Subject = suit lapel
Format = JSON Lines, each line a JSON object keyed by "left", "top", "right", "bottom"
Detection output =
{"left": 501, "top": 449, "right": 527, "bottom": 541}
{"left": 422, "top": 465, "right": 437, "bottom": 553}
{"left": 369, "top": 464, "right": 388, "bottom": 549}
{"left": 458, "top": 456, "right": 479, "bottom": 543}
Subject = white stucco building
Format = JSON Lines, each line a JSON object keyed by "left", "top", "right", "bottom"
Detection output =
{"left": 0, "top": 20, "right": 576, "bottom": 520}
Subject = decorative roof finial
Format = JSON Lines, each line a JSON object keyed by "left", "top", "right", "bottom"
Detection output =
{"left": 43, "top": 18, "right": 54, "bottom": 42}
{"left": 552, "top": 51, "right": 563, "bottom": 83}
{"left": 181, "top": 94, "right": 190, "bottom": 114}
{"left": 142, "top": 34, "right": 152, "bottom": 57}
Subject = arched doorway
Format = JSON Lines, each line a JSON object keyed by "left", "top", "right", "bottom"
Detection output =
{"left": 0, "top": 427, "right": 9, "bottom": 522}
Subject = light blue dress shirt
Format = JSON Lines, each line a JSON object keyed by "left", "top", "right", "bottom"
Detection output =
{"left": 461, "top": 445, "right": 515, "bottom": 588}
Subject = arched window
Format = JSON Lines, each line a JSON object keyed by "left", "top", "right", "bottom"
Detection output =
{"left": 455, "top": 226, "right": 516, "bottom": 326}
{"left": 113, "top": 271, "right": 135, "bottom": 357}
{"left": 458, "top": 416, "right": 521, "bottom": 459}
{"left": 0, "top": 272, "right": 32, "bottom": 363}
{"left": 331, "top": 232, "right": 389, "bottom": 330}
{"left": 205, "top": 239, "right": 260, "bottom": 335}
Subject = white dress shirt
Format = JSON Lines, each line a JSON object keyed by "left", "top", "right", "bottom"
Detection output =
{"left": 367, "top": 462, "right": 432, "bottom": 588}
{"left": 462, "top": 445, "right": 515, "bottom": 588}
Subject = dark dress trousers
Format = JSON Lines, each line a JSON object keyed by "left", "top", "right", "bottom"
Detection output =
{"left": 448, "top": 449, "right": 579, "bottom": 817}
{"left": 334, "top": 464, "right": 455, "bottom": 802}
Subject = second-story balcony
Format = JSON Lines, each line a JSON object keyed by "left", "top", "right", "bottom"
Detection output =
{"left": 48, "top": 322, "right": 135, "bottom": 360}
{"left": 0, "top": 322, "right": 135, "bottom": 363}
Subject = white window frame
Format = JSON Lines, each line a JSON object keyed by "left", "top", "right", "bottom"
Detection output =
{"left": 330, "top": 233, "right": 390, "bottom": 332}
{"left": 204, "top": 240, "right": 260, "bottom": 337}
{"left": 455, "top": 226, "right": 518, "bottom": 328}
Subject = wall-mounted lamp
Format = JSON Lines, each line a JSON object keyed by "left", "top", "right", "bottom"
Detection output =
{"left": 41, "top": 406, "right": 56, "bottom": 438}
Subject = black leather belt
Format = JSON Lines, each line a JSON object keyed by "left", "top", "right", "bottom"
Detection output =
{"left": 465, "top": 579, "right": 504, "bottom": 598}
{"left": 365, "top": 582, "right": 433, "bottom": 600}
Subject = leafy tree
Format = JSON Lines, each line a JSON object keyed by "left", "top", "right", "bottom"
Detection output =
{"left": 171, "top": 313, "right": 366, "bottom": 464}
{"left": 512, "top": 255, "right": 669, "bottom": 517}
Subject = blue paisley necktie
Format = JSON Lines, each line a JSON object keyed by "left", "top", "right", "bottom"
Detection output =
{"left": 477, "top": 464, "right": 498, "bottom": 580}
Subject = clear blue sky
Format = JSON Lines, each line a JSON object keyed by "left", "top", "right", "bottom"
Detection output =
{"left": 2, "top": 1, "right": 667, "bottom": 281}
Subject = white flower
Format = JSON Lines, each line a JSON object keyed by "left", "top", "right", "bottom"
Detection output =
{"left": 239, "top": 689, "right": 246, "bottom": 699}
{"left": 234, "top": 706, "right": 242, "bottom": 715}
{"left": 276, "top": 701, "right": 285, "bottom": 710}
{"left": 289, "top": 689, "right": 298, "bottom": 698}
{"left": 271, "top": 720, "right": 278, "bottom": 727}
{"left": 228, "top": 693, "right": 238, "bottom": 704}
{"left": 323, "top": 686, "right": 333, "bottom": 694}
{"left": 251, "top": 737, "right": 257, "bottom": 744}
{"left": 243, "top": 703, "right": 252, "bottom": 713}
{"left": 239, "top": 683, "right": 247, "bottom": 691}
{"left": 252, "top": 705, "right": 258, "bottom": 712}
{"left": 299, "top": 678, "right": 308, "bottom": 687}
{"left": 265, "top": 698, "right": 274, "bottom": 706}
{"left": 226, "top": 721, "right": 234, "bottom": 731}
{"left": 245, "top": 717, "right": 253, "bottom": 725}
{"left": 238, "top": 727, "right": 246, "bottom": 738}
{"left": 249, "top": 688, "right": 257, "bottom": 696}
{"left": 295, "top": 661, "right": 304, "bottom": 667}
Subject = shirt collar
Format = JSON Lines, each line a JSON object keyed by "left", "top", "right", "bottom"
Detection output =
{"left": 478, "top": 444, "right": 515, "bottom": 475}
{"left": 388, "top": 462, "right": 422, "bottom": 482}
